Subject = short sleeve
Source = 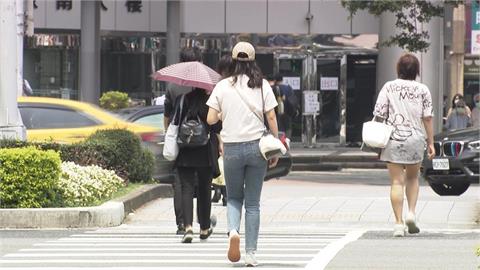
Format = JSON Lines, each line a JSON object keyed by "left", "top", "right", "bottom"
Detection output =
{"left": 206, "top": 84, "right": 221, "bottom": 112}
{"left": 262, "top": 80, "right": 278, "bottom": 113}
{"left": 422, "top": 86, "right": 434, "bottom": 118}
{"left": 373, "top": 83, "right": 389, "bottom": 119}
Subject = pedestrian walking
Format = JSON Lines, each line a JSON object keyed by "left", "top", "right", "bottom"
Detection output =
{"left": 163, "top": 48, "right": 203, "bottom": 235}
{"left": 175, "top": 88, "right": 221, "bottom": 243}
{"left": 445, "top": 94, "right": 472, "bottom": 131}
{"left": 372, "top": 53, "right": 435, "bottom": 237}
{"left": 206, "top": 41, "right": 279, "bottom": 266}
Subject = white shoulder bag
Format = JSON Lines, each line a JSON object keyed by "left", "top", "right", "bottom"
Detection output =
{"left": 163, "top": 94, "right": 185, "bottom": 161}
{"left": 362, "top": 101, "right": 393, "bottom": 149}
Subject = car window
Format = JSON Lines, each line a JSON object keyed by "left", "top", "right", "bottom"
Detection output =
{"left": 19, "top": 107, "right": 100, "bottom": 130}
{"left": 133, "top": 113, "right": 164, "bottom": 130}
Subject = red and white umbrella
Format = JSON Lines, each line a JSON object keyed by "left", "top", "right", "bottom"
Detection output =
{"left": 152, "top": 61, "right": 221, "bottom": 92}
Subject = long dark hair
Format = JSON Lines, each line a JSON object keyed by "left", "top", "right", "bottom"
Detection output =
{"left": 230, "top": 55, "right": 263, "bottom": 89}
{"left": 451, "top": 93, "right": 465, "bottom": 109}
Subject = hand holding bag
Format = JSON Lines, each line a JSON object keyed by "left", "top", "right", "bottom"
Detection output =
{"left": 162, "top": 94, "right": 185, "bottom": 161}
{"left": 362, "top": 116, "right": 393, "bottom": 148}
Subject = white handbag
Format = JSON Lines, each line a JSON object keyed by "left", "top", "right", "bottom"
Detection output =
{"left": 162, "top": 95, "right": 185, "bottom": 161}
{"left": 362, "top": 119, "right": 394, "bottom": 148}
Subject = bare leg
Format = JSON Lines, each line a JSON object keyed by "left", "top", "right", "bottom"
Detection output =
{"left": 387, "top": 163, "right": 405, "bottom": 224}
{"left": 404, "top": 163, "right": 420, "bottom": 214}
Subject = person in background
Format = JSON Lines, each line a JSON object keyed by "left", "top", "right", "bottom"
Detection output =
{"left": 163, "top": 47, "right": 203, "bottom": 235}
{"left": 275, "top": 74, "right": 297, "bottom": 138}
{"left": 266, "top": 74, "right": 284, "bottom": 124}
{"left": 207, "top": 42, "right": 279, "bottom": 267}
{"left": 471, "top": 93, "right": 480, "bottom": 127}
{"left": 445, "top": 95, "right": 472, "bottom": 131}
{"left": 373, "top": 53, "right": 435, "bottom": 237}
{"left": 446, "top": 94, "right": 471, "bottom": 119}
{"left": 211, "top": 55, "right": 233, "bottom": 207}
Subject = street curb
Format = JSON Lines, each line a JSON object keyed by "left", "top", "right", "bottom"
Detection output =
{"left": 0, "top": 184, "right": 173, "bottom": 229}
{"left": 115, "top": 184, "right": 173, "bottom": 216}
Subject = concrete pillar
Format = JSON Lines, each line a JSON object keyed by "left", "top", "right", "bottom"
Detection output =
{"left": 16, "top": 0, "right": 24, "bottom": 97}
{"left": 80, "top": 0, "right": 100, "bottom": 104}
{"left": 376, "top": 12, "right": 404, "bottom": 92}
{"left": 166, "top": 0, "right": 180, "bottom": 66}
{"left": 450, "top": 5, "right": 465, "bottom": 98}
{"left": 0, "top": 0, "right": 26, "bottom": 140}
{"left": 377, "top": 11, "right": 443, "bottom": 134}
{"left": 419, "top": 15, "right": 444, "bottom": 134}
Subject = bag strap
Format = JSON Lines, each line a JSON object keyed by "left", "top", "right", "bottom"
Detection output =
{"left": 172, "top": 94, "right": 185, "bottom": 125}
{"left": 232, "top": 84, "right": 266, "bottom": 128}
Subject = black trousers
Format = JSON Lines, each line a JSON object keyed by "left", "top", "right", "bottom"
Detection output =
{"left": 177, "top": 166, "right": 213, "bottom": 230}
{"left": 172, "top": 171, "right": 183, "bottom": 226}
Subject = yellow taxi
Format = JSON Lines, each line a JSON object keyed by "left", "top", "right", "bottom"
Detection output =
{"left": 18, "top": 96, "right": 161, "bottom": 143}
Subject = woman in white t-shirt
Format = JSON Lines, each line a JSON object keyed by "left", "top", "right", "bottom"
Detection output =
{"left": 373, "top": 54, "right": 435, "bottom": 237}
{"left": 206, "top": 42, "right": 278, "bottom": 267}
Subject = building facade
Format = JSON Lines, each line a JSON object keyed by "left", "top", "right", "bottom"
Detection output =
{"left": 26, "top": 0, "right": 477, "bottom": 144}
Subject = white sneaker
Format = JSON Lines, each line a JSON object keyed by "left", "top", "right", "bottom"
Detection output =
{"left": 227, "top": 230, "right": 240, "bottom": 262}
{"left": 405, "top": 212, "right": 420, "bottom": 234}
{"left": 245, "top": 252, "right": 258, "bottom": 267}
{"left": 393, "top": 224, "right": 405, "bottom": 237}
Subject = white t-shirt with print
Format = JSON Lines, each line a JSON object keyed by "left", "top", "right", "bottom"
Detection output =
{"left": 207, "top": 74, "right": 278, "bottom": 143}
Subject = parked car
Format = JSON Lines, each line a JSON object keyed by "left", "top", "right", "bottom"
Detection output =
{"left": 17, "top": 97, "right": 171, "bottom": 182}
{"left": 116, "top": 105, "right": 293, "bottom": 181}
{"left": 421, "top": 127, "right": 480, "bottom": 196}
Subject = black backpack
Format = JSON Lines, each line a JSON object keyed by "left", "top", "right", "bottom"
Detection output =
{"left": 176, "top": 96, "right": 209, "bottom": 148}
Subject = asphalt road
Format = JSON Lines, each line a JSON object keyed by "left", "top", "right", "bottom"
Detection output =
{"left": 0, "top": 170, "right": 478, "bottom": 269}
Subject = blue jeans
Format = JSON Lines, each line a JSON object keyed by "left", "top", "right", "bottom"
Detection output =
{"left": 223, "top": 140, "right": 267, "bottom": 252}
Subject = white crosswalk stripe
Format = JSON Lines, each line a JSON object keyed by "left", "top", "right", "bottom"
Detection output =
{"left": 0, "top": 228, "right": 353, "bottom": 269}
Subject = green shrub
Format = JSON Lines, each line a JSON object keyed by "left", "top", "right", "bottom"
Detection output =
{"left": 0, "top": 147, "right": 61, "bottom": 208}
{"left": 59, "top": 162, "right": 124, "bottom": 207}
{"left": 99, "top": 91, "right": 129, "bottom": 111}
{"left": 0, "top": 129, "right": 154, "bottom": 183}
{"left": 85, "top": 129, "right": 153, "bottom": 183}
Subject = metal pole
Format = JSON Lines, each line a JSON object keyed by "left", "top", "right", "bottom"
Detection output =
{"left": 80, "top": 0, "right": 100, "bottom": 104}
{"left": 0, "top": 0, "right": 26, "bottom": 140}
{"left": 166, "top": 0, "right": 180, "bottom": 66}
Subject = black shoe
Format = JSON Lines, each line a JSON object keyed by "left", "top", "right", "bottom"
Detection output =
{"left": 199, "top": 228, "right": 213, "bottom": 240}
{"left": 176, "top": 224, "right": 185, "bottom": 235}
{"left": 211, "top": 188, "right": 221, "bottom": 203}
{"left": 182, "top": 229, "right": 193, "bottom": 243}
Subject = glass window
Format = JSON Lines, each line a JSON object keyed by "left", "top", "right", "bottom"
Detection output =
{"left": 19, "top": 107, "right": 99, "bottom": 130}
{"left": 133, "top": 113, "right": 164, "bottom": 130}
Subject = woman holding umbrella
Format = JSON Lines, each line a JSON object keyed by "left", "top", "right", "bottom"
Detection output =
{"left": 154, "top": 49, "right": 222, "bottom": 243}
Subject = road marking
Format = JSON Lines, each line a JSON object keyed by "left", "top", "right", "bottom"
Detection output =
{"left": 305, "top": 230, "right": 365, "bottom": 270}
{"left": 5, "top": 252, "right": 314, "bottom": 258}
{"left": 0, "top": 258, "right": 309, "bottom": 264}
{"left": 19, "top": 248, "right": 322, "bottom": 252}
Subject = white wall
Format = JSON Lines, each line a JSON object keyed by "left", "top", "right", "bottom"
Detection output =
{"left": 32, "top": 0, "right": 378, "bottom": 35}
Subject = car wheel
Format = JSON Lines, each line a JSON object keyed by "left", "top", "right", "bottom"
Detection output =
{"left": 428, "top": 182, "right": 470, "bottom": 196}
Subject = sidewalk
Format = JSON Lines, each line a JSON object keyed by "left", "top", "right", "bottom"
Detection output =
{"left": 288, "top": 142, "right": 385, "bottom": 171}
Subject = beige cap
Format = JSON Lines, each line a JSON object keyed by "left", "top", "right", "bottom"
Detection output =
{"left": 232, "top": 42, "right": 255, "bottom": 61}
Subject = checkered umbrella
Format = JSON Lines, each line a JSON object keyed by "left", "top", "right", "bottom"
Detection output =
{"left": 152, "top": 61, "right": 221, "bottom": 92}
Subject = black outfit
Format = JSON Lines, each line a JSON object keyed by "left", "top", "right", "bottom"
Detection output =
{"left": 164, "top": 84, "right": 194, "bottom": 229}
{"left": 174, "top": 89, "right": 221, "bottom": 230}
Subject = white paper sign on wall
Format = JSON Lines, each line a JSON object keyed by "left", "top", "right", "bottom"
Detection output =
{"left": 283, "top": 77, "right": 301, "bottom": 90}
{"left": 303, "top": 90, "right": 320, "bottom": 115}
{"left": 320, "top": 77, "right": 338, "bottom": 91}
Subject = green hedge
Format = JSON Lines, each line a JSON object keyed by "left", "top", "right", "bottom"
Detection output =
{"left": 0, "top": 147, "right": 61, "bottom": 208}
{"left": 0, "top": 129, "right": 154, "bottom": 183}
{"left": 85, "top": 129, "right": 154, "bottom": 183}
{"left": 99, "top": 91, "right": 129, "bottom": 111}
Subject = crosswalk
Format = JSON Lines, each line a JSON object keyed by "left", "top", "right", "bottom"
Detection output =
{"left": 0, "top": 227, "right": 356, "bottom": 269}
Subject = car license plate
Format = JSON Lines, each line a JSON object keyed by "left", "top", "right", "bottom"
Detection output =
{"left": 432, "top": 158, "right": 449, "bottom": 170}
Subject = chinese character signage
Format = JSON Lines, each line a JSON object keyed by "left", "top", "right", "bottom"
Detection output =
{"left": 472, "top": 1, "right": 480, "bottom": 55}
{"left": 320, "top": 77, "right": 339, "bottom": 91}
{"left": 283, "top": 77, "right": 301, "bottom": 90}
